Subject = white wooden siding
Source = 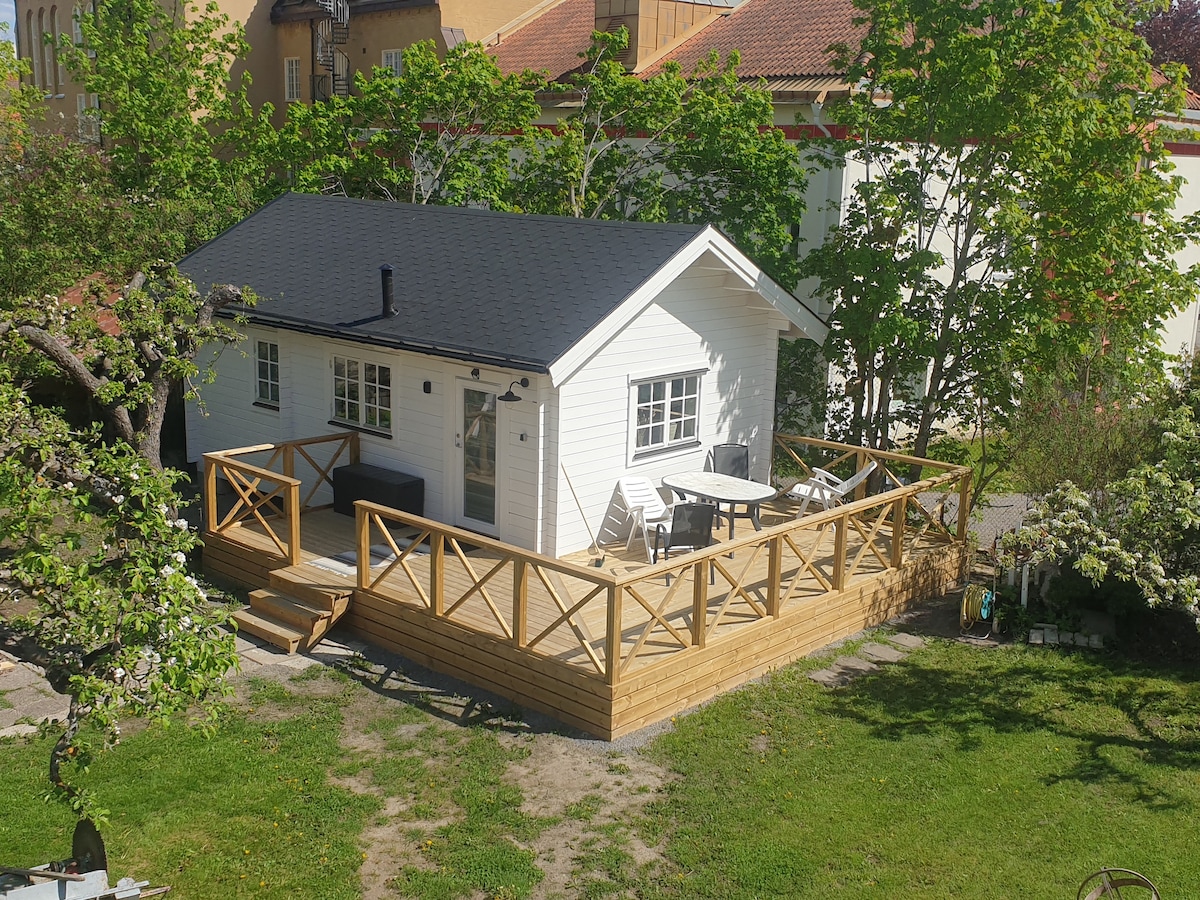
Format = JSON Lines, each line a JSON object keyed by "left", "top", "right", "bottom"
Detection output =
{"left": 547, "top": 258, "right": 791, "bottom": 556}
{"left": 185, "top": 330, "right": 544, "bottom": 547}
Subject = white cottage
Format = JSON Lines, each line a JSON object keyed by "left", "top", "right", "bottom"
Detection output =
{"left": 181, "top": 192, "right": 827, "bottom": 557}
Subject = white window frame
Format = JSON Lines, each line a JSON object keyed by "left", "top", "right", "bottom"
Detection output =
{"left": 76, "top": 92, "right": 99, "bottom": 141}
{"left": 284, "top": 57, "right": 301, "bottom": 103}
{"left": 254, "top": 340, "right": 280, "bottom": 407}
{"left": 331, "top": 355, "right": 392, "bottom": 434}
{"left": 381, "top": 49, "right": 403, "bottom": 77}
{"left": 631, "top": 371, "right": 702, "bottom": 458}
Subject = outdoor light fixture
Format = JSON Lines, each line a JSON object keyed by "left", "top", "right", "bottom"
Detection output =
{"left": 497, "top": 378, "right": 529, "bottom": 402}
{"left": 470, "top": 368, "right": 480, "bottom": 380}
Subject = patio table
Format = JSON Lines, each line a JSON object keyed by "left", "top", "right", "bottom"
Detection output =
{"left": 661, "top": 471, "right": 778, "bottom": 540}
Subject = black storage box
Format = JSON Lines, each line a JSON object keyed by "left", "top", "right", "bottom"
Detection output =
{"left": 333, "top": 463, "right": 424, "bottom": 518}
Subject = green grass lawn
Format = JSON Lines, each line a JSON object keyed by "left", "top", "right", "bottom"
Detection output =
{"left": 637, "top": 640, "right": 1200, "bottom": 899}
{"left": 0, "top": 636, "right": 1196, "bottom": 899}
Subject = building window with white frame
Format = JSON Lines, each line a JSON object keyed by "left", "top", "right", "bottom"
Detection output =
{"left": 255, "top": 340, "right": 280, "bottom": 406}
{"left": 332, "top": 356, "right": 392, "bottom": 433}
{"left": 381, "top": 49, "right": 403, "bottom": 77}
{"left": 284, "top": 57, "right": 301, "bottom": 103}
{"left": 76, "top": 92, "right": 99, "bottom": 141}
{"left": 633, "top": 372, "right": 700, "bottom": 454}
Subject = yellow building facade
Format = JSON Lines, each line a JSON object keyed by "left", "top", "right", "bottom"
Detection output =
{"left": 12, "top": 0, "right": 546, "bottom": 133}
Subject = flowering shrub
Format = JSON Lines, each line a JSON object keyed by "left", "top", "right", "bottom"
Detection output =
{"left": 1000, "top": 405, "right": 1200, "bottom": 621}
{"left": 0, "top": 381, "right": 237, "bottom": 819}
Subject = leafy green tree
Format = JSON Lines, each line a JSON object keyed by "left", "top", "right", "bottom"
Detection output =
{"left": 804, "top": 0, "right": 1199, "bottom": 470}
{"left": 513, "top": 31, "right": 807, "bottom": 286}
{"left": 59, "top": 0, "right": 275, "bottom": 252}
{"left": 275, "top": 41, "right": 541, "bottom": 205}
{"left": 0, "top": 265, "right": 250, "bottom": 469}
{"left": 0, "top": 379, "right": 238, "bottom": 819}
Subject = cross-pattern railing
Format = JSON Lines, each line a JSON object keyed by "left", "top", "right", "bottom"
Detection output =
{"left": 203, "top": 432, "right": 360, "bottom": 565}
{"left": 352, "top": 435, "right": 970, "bottom": 685}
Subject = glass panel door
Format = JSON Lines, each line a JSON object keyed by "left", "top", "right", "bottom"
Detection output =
{"left": 460, "top": 387, "right": 497, "bottom": 526}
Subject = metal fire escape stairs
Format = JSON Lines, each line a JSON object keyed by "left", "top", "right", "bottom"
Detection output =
{"left": 314, "top": 0, "right": 350, "bottom": 99}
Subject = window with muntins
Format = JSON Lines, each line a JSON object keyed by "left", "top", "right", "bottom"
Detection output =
{"left": 634, "top": 373, "right": 700, "bottom": 454}
{"left": 382, "top": 49, "right": 403, "bottom": 77}
{"left": 284, "top": 57, "right": 301, "bottom": 102}
{"left": 255, "top": 340, "right": 279, "bottom": 405}
{"left": 333, "top": 356, "right": 392, "bottom": 432}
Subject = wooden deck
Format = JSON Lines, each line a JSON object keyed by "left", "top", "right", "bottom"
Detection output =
{"left": 202, "top": 434, "right": 970, "bottom": 739}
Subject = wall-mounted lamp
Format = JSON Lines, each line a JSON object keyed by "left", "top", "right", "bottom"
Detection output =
{"left": 497, "top": 377, "right": 529, "bottom": 402}
{"left": 470, "top": 368, "right": 480, "bottom": 380}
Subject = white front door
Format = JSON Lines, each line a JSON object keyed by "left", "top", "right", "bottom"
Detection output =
{"left": 454, "top": 381, "right": 499, "bottom": 532}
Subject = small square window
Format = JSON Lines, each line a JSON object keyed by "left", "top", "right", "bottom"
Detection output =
{"left": 633, "top": 373, "right": 700, "bottom": 455}
{"left": 332, "top": 355, "right": 392, "bottom": 433}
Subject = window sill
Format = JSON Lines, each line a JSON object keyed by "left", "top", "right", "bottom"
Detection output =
{"left": 328, "top": 419, "right": 392, "bottom": 440}
{"left": 253, "top": 400, "right": 280, "bottom": 412}
{"left": 632, "top": 440, "right": 701, "bottom": 463}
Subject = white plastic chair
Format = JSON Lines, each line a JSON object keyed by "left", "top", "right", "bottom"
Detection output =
{"left": 616, "top": 476, "right": 674, "bottom": 561}
{"left": 788, "top": 460, "right": 878, "bottom": 516}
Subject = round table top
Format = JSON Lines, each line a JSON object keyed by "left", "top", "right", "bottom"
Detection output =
{"left": 662, "top": 471, "right": 778, "bottom": 504}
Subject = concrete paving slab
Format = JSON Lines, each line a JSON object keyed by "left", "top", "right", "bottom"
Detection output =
{"left": 0, "top": 723, "right": 38, "bottom": 738}
{"left": 884, "top": 632, "right": 925, "bottom": 650}
{"left": 0, "top": 665, "right": 46, "bottom": 691}
{"left": 808, "top": 668, "right": 854, "bottom": 688}
{"left": 860, "top": 642, "right": 906, "bottom": 663}
{"left": 832, "top": 656, "right": 879, "bottom": 674}
{"left": 24, "top": 698, "right": 69, "bottom": 723}
{"left": 242, "top": 647, "right": 290, "bottom": 666}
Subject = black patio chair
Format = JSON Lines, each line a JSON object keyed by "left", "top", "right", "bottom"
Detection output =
{"left": 710, "top": 442, "right": 759, "bottom": 530}
{"left": 653, "top": 502, "right": 717, "bottom": 584}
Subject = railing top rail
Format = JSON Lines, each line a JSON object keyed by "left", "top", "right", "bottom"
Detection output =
{"left": 774, "top": 432, "right": 970, "bottom": 475}
{"left": 610, "top": 466, "right": 968, "bottom": 586}
{"left": 203, "top": 453, "right": 301, "bottom": 487}
{"left": 205, "top": 432, "right": 357, "bottom": 461}
{"left": 355, "top": 500, "right": 620, "bottom": 586}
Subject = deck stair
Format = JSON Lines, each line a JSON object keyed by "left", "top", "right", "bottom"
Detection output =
{"left": 231, "top": 564, "right": 354, "bottom": 653}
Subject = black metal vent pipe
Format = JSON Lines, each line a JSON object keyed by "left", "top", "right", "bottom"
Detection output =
{"left": 380, "top": 264, "right": 397, "bottom": 318}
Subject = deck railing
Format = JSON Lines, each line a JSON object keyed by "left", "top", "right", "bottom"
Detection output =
{"left": 354, "top": 435, "right": 971, "bottom": 686}
{"left": 203, "top": 432, "right": 360, "bottom": 565}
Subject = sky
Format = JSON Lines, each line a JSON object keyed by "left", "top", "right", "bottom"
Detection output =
{"left": 2, "top": 0, "right": 15, "bottom": 45}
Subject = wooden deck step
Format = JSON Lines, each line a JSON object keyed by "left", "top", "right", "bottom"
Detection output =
{"left": 248, "top": 589, "right": 330, "bottom": 631}
{"left": 232, "top": 607, "right": 305, "bottom": 653}
{"left": 268, "top": 565, "right": 354, "bottom": 612}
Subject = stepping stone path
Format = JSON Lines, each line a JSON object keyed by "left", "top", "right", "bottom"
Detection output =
{"left": 0, "top": 653, "right": 70, "bottom": 739}
{"left": 807, "top": 632, "right": 924, "bottom": 688}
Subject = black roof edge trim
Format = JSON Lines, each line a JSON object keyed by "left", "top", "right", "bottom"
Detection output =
{"left": 226, "top": 309, "right": 550, "bottom": 375}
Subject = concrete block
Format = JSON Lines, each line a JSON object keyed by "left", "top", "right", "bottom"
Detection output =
{"left": 1044, "top": 626, "right": 1059, "bottom": 646}
{"left": 1089, "top": 634, "right": 1105, "bottom": 649}
{"left": 860, "top": 642, "right": 906, "bottom": 663}
{"left": 1028, "top": 629, "right": 1044, "bottom": 645}
{"left": 1060, "top": 632, "right": 1074, "bottom": 646}
{"left": 884, "top": 632, "right": 925, "bottom": 650}
{"left": 1074, "top": 633, "right": 1089, "bottom": 647}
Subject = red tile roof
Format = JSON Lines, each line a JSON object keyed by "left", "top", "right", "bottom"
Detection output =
{"left": 491, "top": 0, "right": 863, "bottom": 84}
{"left": 489, "top": 0, "right": 597, "bottom": 82}
{"left": 643, "top": 0, "right": 862, "bottom": 79}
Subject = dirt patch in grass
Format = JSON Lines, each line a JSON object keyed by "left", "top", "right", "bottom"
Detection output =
{"left": 234, "top": 652, "right": 673, "bottom": 900}
{"left": 506, "top": 734, "right": 670, "bottom": 899}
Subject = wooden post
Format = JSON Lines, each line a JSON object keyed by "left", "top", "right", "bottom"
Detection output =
{"left": 766, "top": 536, "right": 782, "bottom": 618}
{"left": 203, "top": 455, "right": 218, "bottom": 535}
{"left": 513, "top": 560, "right": 528, "bottom": 648}
{"left": 356, "top": 503, "right": 370, "bottom": 592}
{"left": 430, "top": 533, "right": 445, "bottom": 616}
{"left": 287, "top": 480, "right": 301, "bottom": 565}
{"left": 891, "top": 496, "right": 906, "bottom": 569}
{"left": 692, "top": 562, "right": 707, "bottom": 647}
{"left": 957, "top": 469, "right": 972, "bottom": 544}
{"left": 606, "top": 585, "right": 623, "bottom": 685}
{"left": 282, "top": 442, "right": 295, "bottom": 481}
{"left": 349, "top": 432, "right": 361, "bottom": 465}
{"left": 855, "top": 448, "right": 869, "bottom": 501}
{"left": 832, "top": 513, "right": 848, "bottom": 592}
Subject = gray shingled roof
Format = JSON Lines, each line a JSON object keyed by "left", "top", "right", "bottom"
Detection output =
{"left": 178, "top": 193, "right": 706, "bottom": 373}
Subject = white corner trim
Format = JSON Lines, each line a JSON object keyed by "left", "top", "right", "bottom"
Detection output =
{"left": 547, "top": 226, "right": 828, "bottom": 387}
